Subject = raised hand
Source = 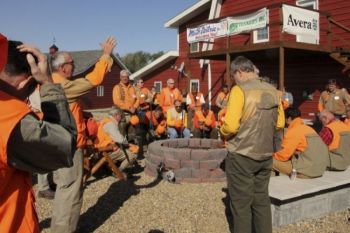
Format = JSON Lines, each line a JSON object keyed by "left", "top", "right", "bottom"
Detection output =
{"left": 17, "top": 44, "right": 52, "bottom": 85}
{"left": 100, "top": 36, "right": 117, "bottom": 56}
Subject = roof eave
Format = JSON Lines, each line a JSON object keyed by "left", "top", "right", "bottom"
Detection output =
{"left": 164, "top": 0, "right": 211, "bottom": 28}
{"left": 130, "top": 51, "right": 179, "bottom": 80}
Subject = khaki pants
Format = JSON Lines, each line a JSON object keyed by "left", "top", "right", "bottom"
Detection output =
{"left": 109, "top": 148, "right": 136, "bottom": 171}
{"left": 273, "top": 158, "right": 312, "bottom": 179}
{"left": 225, "top": 152, "right": 272, "bottom": 233}
{"left": 51, "top": 148, "right": 84, "bottom": 233}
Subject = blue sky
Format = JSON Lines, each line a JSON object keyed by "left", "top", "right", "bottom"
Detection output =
{"left": 0, "top": 0, "right": 198, "bottom": 56}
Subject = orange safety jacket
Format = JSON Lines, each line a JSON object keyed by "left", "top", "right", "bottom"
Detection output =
{"left": 187, "top": 92, "right": 204, "bottom": 111}
{"left": 112, "top": 83, "right": 139, "bottom": 111}
{"left": 193, "top": 110, "right": 216, "bottom": 129}
{"left": 136, "top": 87, "right": 151, "bottom": 106}
{"left": 326, "top": 120, "right": 350, "bottom": 150}
{"left": 274, "top": 117, "right": 315, "bottom": 161}
{"left": 159, "top": 87, "right": 182, "bottom": 113}
{"left": 53, "top": 74, "right": 86, "bottom": 148}
{"left": 95, "top": 117, "right": 116, "bottom": 148}
{"left": 0, "top": 91, "right": 39, "bottom": 233}
{"left": 345, "top": 118, "right": 350, "bottom": 127}
{"left": 216, "top": 91, "right": 229, "bottom": 108}
{"left": 144, "top": 111, "right": 166, "bottom": 135}
{"left": 218, "top": 108, "right": 227, "bottom": 127}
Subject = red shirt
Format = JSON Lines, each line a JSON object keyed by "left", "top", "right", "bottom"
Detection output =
{"left": 319, "top": 127, "right": 333, "bottom": 146}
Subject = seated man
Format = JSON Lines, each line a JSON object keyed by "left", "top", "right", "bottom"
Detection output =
{"left": 144, "top": 106, "right": 167, "bottom": 141}
{"left": 193, "top": 104, "right": 218, "bottom": 139}
{"left": 95, "top": 107, "right": 138, "bottom": 173}
{"left": 319, "top": 109, "right": 350, "bottom": 170}
{"left": 166, "top": 99, "right": 191, "bottom": 139}
{"left": 273, "top": 107, "right": 329, "bottom": 178}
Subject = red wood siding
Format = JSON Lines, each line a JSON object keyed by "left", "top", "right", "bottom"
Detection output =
{"left": 80, "top": 64, "right": 122, "bottom": 110}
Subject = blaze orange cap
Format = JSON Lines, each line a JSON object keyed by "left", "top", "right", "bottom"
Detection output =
{"left": 0, "top": 33, "right": 8, "bottom": 72}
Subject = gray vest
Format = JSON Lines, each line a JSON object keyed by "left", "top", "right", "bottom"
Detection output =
{"left": 227, "top": 79, "right": 279, "bottom": 161}
{"left": 292, "top": 134, "right": 329, "bottom": 177}
{"left": 329, "top": 131, "right": 350, "bottom": 171}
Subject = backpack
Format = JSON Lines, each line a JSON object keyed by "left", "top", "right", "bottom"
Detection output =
{"left": 85, "top": 117, "right": 99, "bottom": 138}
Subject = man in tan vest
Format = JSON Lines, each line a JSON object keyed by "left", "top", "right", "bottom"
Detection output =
{"left": 220, "top": 56, "right": 285, "bottom": 233}
{"left": 51, "top": 36, "right": 116, "bottom": 233}
{"left": 319, "top": 110, "right": 350, "bottom": 170}
{"left": 273, "top": 107, "right": 328, "bottom": 178}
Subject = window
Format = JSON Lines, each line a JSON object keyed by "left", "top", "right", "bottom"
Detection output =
{"left": 190, "top": 79, "right": 200, "bottom": 92}
{"left": 190, "top": 42, "right": 199, "bottom": 53}
{"left": 253, "top": 10, "right": 269, "bottom": 43}
{"left": 253, "top": 27, "right": 269, "bottom": 43}
{"left": 296, "top": 0, "right": 318, "bottom": 10}
{"left": 154, "top": 81, "right": 162, "bottom": 93}
{"left": 96, "top": 85, "right": 104, "bottom": 97}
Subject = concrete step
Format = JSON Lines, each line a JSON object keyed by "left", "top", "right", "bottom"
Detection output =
{"left": 269, "top": 168, "right": 350, "bottom": 226}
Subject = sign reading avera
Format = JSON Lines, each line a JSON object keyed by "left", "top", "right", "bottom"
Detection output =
{"left": 282, "top": 4, "right": 319, "bottom": 42}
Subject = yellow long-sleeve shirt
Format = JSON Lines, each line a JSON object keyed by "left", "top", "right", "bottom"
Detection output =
{"left": 220, "top": 85, "right": 285, "bottom": 138}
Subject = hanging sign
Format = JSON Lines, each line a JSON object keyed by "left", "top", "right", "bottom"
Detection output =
{"left": 227, "top": 8, "right": 268, "bottom": 35}
{"left": 282, "top": 4, "right": 319, "bottom": 41}
{"left": 187, "top": 20, "right": 228, "bottom": 43}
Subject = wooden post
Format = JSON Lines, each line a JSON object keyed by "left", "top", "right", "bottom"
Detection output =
{"left": 279, "top": 46, "right": 285, "bottom": 90}
{"left": 226, "top": 53, "right": 231, "bottom": 86}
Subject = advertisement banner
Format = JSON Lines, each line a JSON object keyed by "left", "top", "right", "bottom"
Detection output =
{"left": 227, "top": 8, "right": 268, "bottom": 35}
{"left": 186, "top": 20, "right": 228, "bottom": 43}
{"left": 282, "top": 4, "right": 319, "bottom": 41}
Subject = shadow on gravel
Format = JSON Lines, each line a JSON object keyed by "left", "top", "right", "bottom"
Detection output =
{"left": 222, "top": 188, "right": 234, "bottom": 233}
{"left": 77, "top": 175, "right": 163, "bottom": 232}
{"left": 148, "top": 230, "right": 164, "bottom": 233}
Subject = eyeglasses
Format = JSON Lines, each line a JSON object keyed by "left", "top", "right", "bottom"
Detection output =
{"left": 175, "top": 105, "right": 181, "bottom": 108}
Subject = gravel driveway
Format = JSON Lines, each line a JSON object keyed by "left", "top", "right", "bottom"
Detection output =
{"left": 34, "top": 159, "right": 350, "bottom": 233}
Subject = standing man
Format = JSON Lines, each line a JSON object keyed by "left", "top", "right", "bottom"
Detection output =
{"left": 318, "top": 79, "right": 350, "bottom": 119}
{"left": 186, "top": 86, "right": 205, "bottom": 130}
{"left": 159, "top": 78, "right": 182, "bottom": 114}
{"left": 0, "top": 38, "right": 76, "bottom": 233}
{"left": 135, "top": 78, "right": 152, "bottom": 112}
{"left": 51, "top": 36, "right": 116, "bottom": 233}
{"left": 112, "top": 70, "right": 139, "bottom": 137}
{"left": 220, "top": 56, "right": 285, "bottom": 233}
{"left": 215, "top": 84, "right": 230, "bottom": 110}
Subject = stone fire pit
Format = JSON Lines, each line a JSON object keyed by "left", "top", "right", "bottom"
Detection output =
{"left": 145, "top": 138, "right": 228, "bottom": 183}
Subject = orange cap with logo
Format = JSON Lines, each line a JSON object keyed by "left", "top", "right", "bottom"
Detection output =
{"left": 0, "top": 33, "right": 8, "bottom": 72}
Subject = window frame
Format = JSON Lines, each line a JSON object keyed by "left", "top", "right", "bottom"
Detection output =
{"left": 96, "top": 85, "right": 104, "bottom": 97}
{"left": 154, "top": 81, "right": 162, "bottom": 93}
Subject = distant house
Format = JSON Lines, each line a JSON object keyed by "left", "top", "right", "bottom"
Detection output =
{"left": 68, "top": 50, "right": 129, "bottom": 110}
{"left": 131, "top": 0, "right": 350, "bottom": 119}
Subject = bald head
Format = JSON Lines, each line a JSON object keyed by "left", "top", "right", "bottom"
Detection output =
{"left": 319, "top": 110, "right": 335, "bottom": 126}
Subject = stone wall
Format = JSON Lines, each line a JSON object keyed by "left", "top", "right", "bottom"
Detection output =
{"left": 145, "top": 138, "right": 228, "bottom": 183}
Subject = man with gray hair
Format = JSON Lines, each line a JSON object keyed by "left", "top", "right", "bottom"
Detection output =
{"left": 220, "top": 56, "right": 285, "bottom": 233}
{"left": 50, "top": 36, "right": 116, "bottom": 233}
{"left": 95, "top": 107, "right": 138, "bottom": 174}
{"left": 159, "top": 78, "right": 182, "bottom": 114}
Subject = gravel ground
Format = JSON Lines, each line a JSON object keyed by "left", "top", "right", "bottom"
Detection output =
{"left": 34, "top": 158, "right": 350, "bottom": 233}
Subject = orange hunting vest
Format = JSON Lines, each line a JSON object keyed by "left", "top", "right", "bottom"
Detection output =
{"left": 195, "top": 110, "right": 216, "bottom": 128}
{"left": 327, "top": 120, "right": 350, "bottom": 150}
{"left": 95, "top": 117, "right": 115, "bottom": 148}
{"left": 160, "top": 87, "right": 182, "bottom": 113}
{"left": 53, "top": 74, "right": 86, "bottom": 148}
{"left": 188, "top": 92, "right": 203, "bottom": 111}
{"left": 0, "top": 91, "right": 39, "bottom": 233}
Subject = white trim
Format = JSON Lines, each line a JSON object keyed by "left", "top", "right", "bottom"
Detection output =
{"left": 165, "top": 0, "right": 212, "bottom": 28}
{"left": 130, "top": 51, "right": 179, "bottom": 80}
{"left": 253, "top": 26, "right": 270, "bottom": 43}
{"left": 296, "top": 0, "right": 319, "bottom": 10}
{"left": 154, "top": 81, "right": 162, "bottom": 93}
{"left": 190, "top": 79, "right": 200, "bottom": 92}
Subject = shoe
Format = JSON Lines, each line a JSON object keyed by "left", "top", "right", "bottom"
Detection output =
{"left": 38, "top": 189, "right": 55, "bottom": 200}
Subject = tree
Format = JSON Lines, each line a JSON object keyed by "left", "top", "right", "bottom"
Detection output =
{"left": 119, "top": 51, "right": 164, "bottom": 73}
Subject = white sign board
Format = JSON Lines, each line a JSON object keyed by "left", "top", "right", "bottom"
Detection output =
{"left": 227, "top": 8, "right": 268, "bottom": 35}
{"left": 282, "top": 4, "right": 319, "bottom": 43}
{"left": 187, "top": 20, "right": 228, "bottom": 43}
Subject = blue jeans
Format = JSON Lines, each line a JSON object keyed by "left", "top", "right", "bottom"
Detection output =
{"left": 167, "top": 127, "right": 191, "bottom": 139}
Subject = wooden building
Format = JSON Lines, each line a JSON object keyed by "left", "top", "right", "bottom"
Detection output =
{"left": 69, "top": 50, "right": 128, "bottom": 110}
{"left": 131, "top": 0, "right": 350, "bottom": 119}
